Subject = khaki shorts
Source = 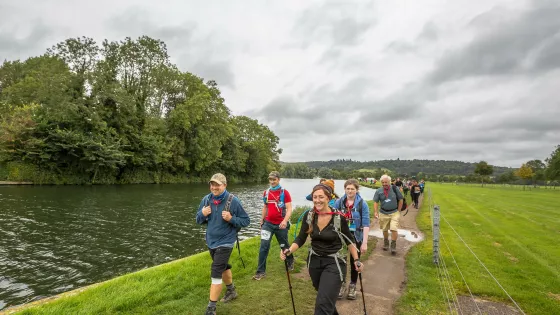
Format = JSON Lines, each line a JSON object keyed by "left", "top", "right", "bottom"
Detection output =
{"left": 379, "top": 211, "right": 400, "bottom": 231}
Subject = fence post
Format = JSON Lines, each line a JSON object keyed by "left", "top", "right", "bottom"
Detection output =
{"left": 433, "top": 205, "right": 440, "bottom": 265}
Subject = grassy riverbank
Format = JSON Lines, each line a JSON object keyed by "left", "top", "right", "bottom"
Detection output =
{"left": 396, "top": 183, "right": 560, "bottom": 315}
{"left": 6, "top": 206, "right": 376, "bottom": 315}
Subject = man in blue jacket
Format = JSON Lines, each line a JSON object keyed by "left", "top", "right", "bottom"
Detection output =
{"left": 196, "top": 173, "right": 251, "bottom": 315}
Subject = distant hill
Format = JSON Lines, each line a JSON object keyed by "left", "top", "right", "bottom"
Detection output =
{"left": 293, "top": 159, "right": 515, "bottom": 176}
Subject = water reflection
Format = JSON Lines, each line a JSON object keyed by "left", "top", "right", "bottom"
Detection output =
{"left": 0, "top": 179, "right": 376, "bottom": 310}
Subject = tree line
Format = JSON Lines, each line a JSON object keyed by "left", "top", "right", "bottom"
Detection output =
{"left": 0, "top": 36, "right": 281, "bottom": 184}
{"left": 303, "top": 159, "right": 514, "bottom": 177}
{"left": 474, "top": 146, "right": 560, "bottom": 187}
{"left": 282, "top": 145, "right": 560, "bottom": 187}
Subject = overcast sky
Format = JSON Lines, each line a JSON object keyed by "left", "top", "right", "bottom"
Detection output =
{"left": 1, "top": 0, "right": 558, "bottom": 167}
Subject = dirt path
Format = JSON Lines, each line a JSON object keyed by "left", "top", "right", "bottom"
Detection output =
{"left": 335, "top": 198, "right": 423, "bottom": 315}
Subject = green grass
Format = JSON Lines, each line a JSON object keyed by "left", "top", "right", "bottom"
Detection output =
{"left": 396, "top": 183, "right": 560, "bottom": 315}
{"left": 12, "top": 206, "right": 376, "bottom": 315}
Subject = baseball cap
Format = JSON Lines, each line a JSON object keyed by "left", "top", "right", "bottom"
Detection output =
{"left": 209, "top": 173, "right": 227, "bottom": 185}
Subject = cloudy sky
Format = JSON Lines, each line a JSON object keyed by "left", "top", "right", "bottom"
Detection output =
{"left": 1, "top": 0, "right": 558, "bottom": 167}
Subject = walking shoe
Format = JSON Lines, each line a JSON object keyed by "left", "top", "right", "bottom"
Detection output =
{"left": 205, "top": 305, "right": 216, "bottom": 315}
{"left": 338, "top": 282, "right": 347, "bottom": 299}
{"left": 391, "top": 240, "right": 397, "bottom": 255}
{"left": 383, "top": 238, "right": 390, "bottom": 251}
{"left": 287, "top": 259, "right": 295, "bottom": 271}
{"left": 252, "top": 272, "right": 266, "bottom": 280}
{"left": 347, "top": 283, "right": 357, "bottom": 300}
{"left": 221, "top": 288, "right": 237, "bottom": 303}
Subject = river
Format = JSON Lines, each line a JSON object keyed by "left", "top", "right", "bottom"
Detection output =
{"left": 0, "top": 179, "right": 377, "bottom": 310}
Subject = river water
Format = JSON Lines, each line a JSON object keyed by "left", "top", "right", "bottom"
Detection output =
{"left": 0, "top": 179, "right": 377, "bottom": 310}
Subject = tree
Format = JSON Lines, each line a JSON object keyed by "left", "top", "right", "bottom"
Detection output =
{"left": 0, "top": 36, "right": 283, "bottom": 184}
{"left": 474, "top": 161, "right": 494, "bottom": 186}
{"left": 516, "top": 164, "right": 534, "bottom": 189}
{"left": 525, "top": 159, "right": 546, "bottom": 187}
{"left": 545, "top": 145, "right": 560, "bottom": 185}
{"left": 497, "top": 171, "right": 517, "bottom": 184}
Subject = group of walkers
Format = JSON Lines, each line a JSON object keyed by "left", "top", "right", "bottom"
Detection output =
{"left": 196, "top": 171, "right": 417, "bottom": 315}
{"left": 395, "top": 178, "right": 425, "bottom": 209}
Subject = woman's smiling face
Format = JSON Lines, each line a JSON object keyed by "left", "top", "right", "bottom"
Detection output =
{"left": 313, "top": 188, "right": 329, "bottom": 211}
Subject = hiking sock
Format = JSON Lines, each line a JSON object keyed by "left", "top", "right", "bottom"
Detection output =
{"left": 383, "top": 238, "right": 389, "bottom": 250}
{"left": 226, "top": 283, "right": 235, "bottom": 291}
{"left": 208, "top": 300, "right": 217, "bottom": 308}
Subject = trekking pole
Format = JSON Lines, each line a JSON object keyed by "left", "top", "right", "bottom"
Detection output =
{"left": 281, "top": 245, "right": 297, "bottom": 315}
{"left": 357, "top": 262, "right": 367, "bottom": 315}
{"left": 236, "top": 235, "right": 246, "bottom": 268}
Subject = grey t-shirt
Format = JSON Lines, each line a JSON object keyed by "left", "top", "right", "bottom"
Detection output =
{"left": 373, "top": 186, "right": 403, "bottom": 215}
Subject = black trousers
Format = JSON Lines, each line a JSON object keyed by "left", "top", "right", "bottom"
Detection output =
{"left": 308, "top": 255, "right": 346, "bottom": 315}
{"left": 412, "top": 192, "right": 420, "bottom": 205}
{"left": 350, "top": 241, "right": 362, "bottom": 284}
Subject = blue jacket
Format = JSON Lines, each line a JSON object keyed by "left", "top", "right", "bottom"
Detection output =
{"left": 195, "top": 191, "right": 250, "bottom": 249}
{"left": 334, "top": 193, "right": 370, "bottom": 243}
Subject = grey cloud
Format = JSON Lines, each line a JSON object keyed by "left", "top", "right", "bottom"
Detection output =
{"left": 385, "top": 41, "right": 416, "bottom": 54}
{"left": 532, "top": 33, "right": 560, "bottom": 71}
{"left": 429, "top": 2, "right": 560, "bottom": 84}
{"left": 189, "top": 61, "right": 235, "bottom": 90}
{"left": 0, "top": 21, "right": 53, "bottom": 61}
{"left": 357, "top": 82, "right": 434, "bottom": 124}
{"left": 292, "top": 1, "right": 375, "bottom": 48}
{"left": 107, "top": 8, "right": 236, "bottom": 88}
{"left": 384, "top": 21, "right": 438, "bottom": 54}
{"left": 418, "top": 22, "right": 438, "bottom": 41}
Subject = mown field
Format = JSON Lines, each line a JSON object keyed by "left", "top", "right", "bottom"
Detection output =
{"left": 396, "top": 183, "right": 560, "bottom": 315}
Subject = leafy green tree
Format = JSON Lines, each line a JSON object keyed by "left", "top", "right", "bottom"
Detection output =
{"left": 474, "top": 161, "right": 494, "bottom": 186}
{"left": 525, "top": 159, "right": 546, "bottom": 186}
{"left": 545, "top": 145, "right": 560, "bottom": 183}
{"left": 0, "top": 36, "right": 282, "bottom": 184}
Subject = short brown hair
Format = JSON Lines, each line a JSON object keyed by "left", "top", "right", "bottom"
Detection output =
{"left": 344, "top": 179, "right": 360, "bottom": 190}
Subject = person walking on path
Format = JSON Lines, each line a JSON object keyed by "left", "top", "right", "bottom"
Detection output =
{"left": 373, "top": 175, "right": 403, "bottom": 255}
{"left": 334, "top": 179, "right": 370, "bottom": 300}
{"left": 253, "top": 171, "right": 294, "bottom": 280}
{"left": 395, "top": 177, "right": 404, "bottom": 192}
{"left": 196, "top": 173, "right": 251, "bottom": 315}
{"left": 280, "top": 183, "right": 363, "bottom": 315}
{"left": 411, "top": 179, "right": 421, "bottom": 209}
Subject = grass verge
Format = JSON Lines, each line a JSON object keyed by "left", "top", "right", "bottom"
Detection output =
{"left": 396, "top": 183, "right": 560, "bottom": 315}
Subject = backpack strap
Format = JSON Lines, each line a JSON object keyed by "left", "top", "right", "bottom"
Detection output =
{"left": 264, "top": 188, "right": 287, "bottom": 218}
{"left": 224, "top": 193, "right": 235, "bottom": 213}
{"left": 203, "top": 193, "right": 212, "bottom": 207}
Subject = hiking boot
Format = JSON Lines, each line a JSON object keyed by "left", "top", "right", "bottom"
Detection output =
{"left": 383, "top": 238, "right": 390, "bottom": 251}
{"left": 347, "top": 283, "right": 357, "bottom": 300}
{"left": 221, "top": 287, "right": 237, "bottom": 303}
{"left": 252, "top": 272, "right": 266, "bottom": 280}
{"left": 287, "top": 259, "right": 295, "bottom": 271}
{"left": 205, "top": 305, "right": 216, "bottom": 315}
{"left": 338, "top": 282, "right": 347, "bottom": 299}
{"left": 391, "top": 240, "right": 397, "bottom": 255}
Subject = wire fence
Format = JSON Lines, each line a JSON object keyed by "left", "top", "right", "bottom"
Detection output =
{"left": 428, "top": 188, "right": 525, "bottom": 315}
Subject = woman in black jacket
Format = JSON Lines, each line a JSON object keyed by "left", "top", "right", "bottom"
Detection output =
{"left": 280, "top": 183, "right": 363, "bottom": 315}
